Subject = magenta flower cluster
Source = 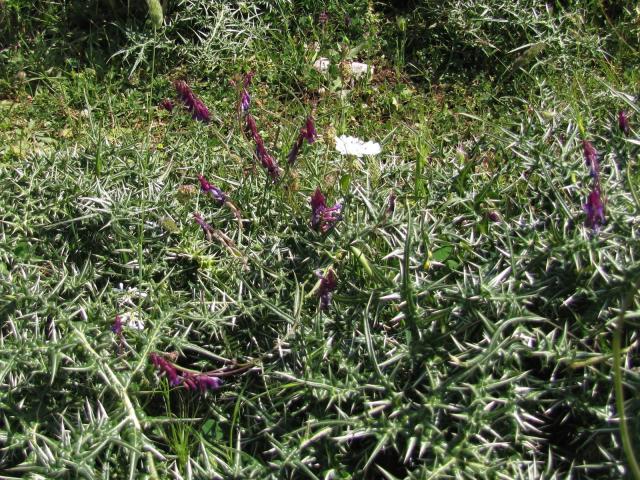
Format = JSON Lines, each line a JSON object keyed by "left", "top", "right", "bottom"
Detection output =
{"left": 193, "top": 212, "right": 214, "bottom": 236}
{"left": 198, "top": 174, "right": 227, "bottom": 205}
{"left": 240, "top": 72, "right": 254, "bottom": 113}
{"left": 160, "top": 73, "right": 344, "bottom": 317}
{"left": 580, "top": 111, "right": 632, "bottom": 230}
{"left": 149, "top": 353, "right": 221, "bottom": 391}
{"left": 584, "top": 188, "right": 605, "bottom": 229}
{"left": 245, "top": 114, "right": 280, "bottom": 179}
{"left": 111, "top": 315, "right": 123, "bottom": 335}
{"left": 317, "top": 269, "right": 337, "bottom": 310}
{"left": 310, "top": 188, "right": 342, "bottom": 233}
{"left": 160, "top": 98, "right": 174, "bottom": 112}
{"left": 288, "top": 116, "right": 317, "bottom": 165}
{"left": 174, "top": 80, "right": 211, "bottom": 122}
{"left": 149, "top": 352, "right": 181, "bottom": 386}
{"left": 581, "top": 140, "right": 605, "bottom": 230}
{"left": 239, "top": 74, "right": 317, "bottom": 177}
{"left": 241, "top": 76, "right": 281, "bottom": 179}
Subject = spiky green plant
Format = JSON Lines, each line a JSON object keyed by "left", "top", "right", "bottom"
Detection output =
{"left": 1, "top": 1, "right": 639, "bottom": 478}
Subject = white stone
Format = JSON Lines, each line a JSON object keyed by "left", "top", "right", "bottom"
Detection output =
{"left": 349, "top": 62, "right": 373, "bottom": 77}
{"left": 313, "top": 57, "right": 330, "bottom": 73}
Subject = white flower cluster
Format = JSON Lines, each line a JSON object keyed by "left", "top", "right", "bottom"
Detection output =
{"left": 114, "top": 283, "right": 147, "bottom": 331}
{"left": 335, "top": 135, "right": 381, "bottom": 157}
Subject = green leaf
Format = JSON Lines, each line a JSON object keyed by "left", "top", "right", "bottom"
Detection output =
{"left": 432, "top": 246, "right": 452, "bottom": 262}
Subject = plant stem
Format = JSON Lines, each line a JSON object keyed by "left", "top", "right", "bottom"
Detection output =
{"left": 613, "top": 276, "right": 640, "bottom": 480}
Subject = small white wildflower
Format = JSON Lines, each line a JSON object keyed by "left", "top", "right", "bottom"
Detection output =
{"left": 114, "top": 284, "right": 148, "bottom": 307}
{"left": 335, "top": 135, "right": 381, "bottom": 157}
{"left": 119, "top": 311, "right": 145, "bottom": 331}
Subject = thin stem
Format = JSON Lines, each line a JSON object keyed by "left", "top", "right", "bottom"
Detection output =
{"left": 613, "top": 276, "right": 640, "bottom": 480}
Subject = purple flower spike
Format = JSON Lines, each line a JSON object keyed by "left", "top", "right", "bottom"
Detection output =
{"left": 619, "top": 110, "right": 630, "bottom": 136}
{"left": 582, "top": 140, "right": 599, "bottom": 178}
{"left": 198, "top": 174, "right": 227, "bottom": 205}
{"left": 243, "top": 72, "right": 254, "bottom": 88}
{"left": 310, "top": 188, "right": 326, "bottom": 222}
{"left": 182, "top": 373, "right": 198, "bottom": 391}
{"left": 193, "top": 212, "right": 214, "bottom": 236}
{"left": 584, "top": 187, "right": 605, "bottom": 229}
{"left": 303, "top": 116, "right": 317, "bottom": 144}
{"left": 112, "top": 315, "right": 123, "bottom": 335}
{"left": 196, "top": 374, "right": 222, "bottom": 391}
{"left": 248, "top": 117, "right": 280, "bottom": 179}
{"left": 174, "top": 80, "right": 210, "bottom": 123}
{"left": 180, "top": 372, "right": 222, "bottom": 392}
{"left": 150, "top": 353, "right": 181, "bottom": 387}
{"left": 317, "top": 269, "right": 337, "bottom": 310}
{"left": 241, "top": 90, "right": 251, "bottom": 113}
{"left": 150, "top": 352, "right": 226, "bottom": 392}
{"left": 257, "top": 145, "right": 280, "bottom": 179}
{"left": 246, "top": 114, "right": 259, "bottom": 140}
{"left": 288, "top": 116, "right": 317, "bottom": 165}
{"left": 319, "top": 11, "right": 329, "bottom": 25}
{"left": 310, "top": 188, "right": 342, "bottom": 232}
{"left": 239, "top": 72, "right": 254, "bottom": 113}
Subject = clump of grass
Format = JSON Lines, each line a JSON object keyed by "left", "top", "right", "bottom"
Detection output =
{"left": 1, "top": 1, "right": 639, "bottom": 478}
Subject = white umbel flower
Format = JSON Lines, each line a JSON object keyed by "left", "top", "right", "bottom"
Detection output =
{"left": 335, "top": 135, "right": 381, "bottom": 157}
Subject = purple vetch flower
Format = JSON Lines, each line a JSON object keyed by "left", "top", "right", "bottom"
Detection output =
{"left": 182, "top": 373, "right": 222, "bottom": 392}
{"left": 287, "top": 116, "right": 317, "bottom": 165}
{"left": 241, "top": 90, "right": 251, "bottom": 113}
{"left": 302, "top": 116, "right": 317, "bottom": 144}
{"left": 255, "top": 138, "right": 280, "bottom": 179}
{"left": 111, "top": 315, "right": 123, "bottom": 334}
{"left": 150, "top": 353, "right": 181, "bottom": 386}
{"left": 583, "top": 187, "right": 605, "bottom": 229}
{"left": 198, "top": 174, "right": 227, "bottom": 205}
{"left": 319, "top": 11, "right": 329, "bottom": 25}
{"left": 240, "top": 72, "right": 254, "bottom": 113}
{"left": 246, "top": 115, "right": 280, "bottom": 179}
{"left": 317, "top": 269, "right": 337, "bottom": 310}
{"left": 160, "top": 98, "right": 174, "bottom": 112}
{"left": 246, "top": 114, "right": 259, "bottom": 140}
{"left": 310, "top": 188, "right": 342, "bottom": 232}
{"left": 174, "top": 80, "right": 210, "bottom": 122}
{"left": 582, "top": 140, "right": 599, "bottom": 178}
{"left": 193, "top": 212, "right": 214, "bottom": 237}
{"left": 243, "top": 72, "right": 255, "bottom": 88}
{"left": 197, "top": 374, "right": 222, "bottom": 391}
{"left": 619, "top": 110, "right": 630, "bottom": 136}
